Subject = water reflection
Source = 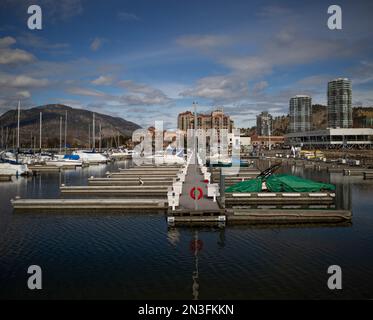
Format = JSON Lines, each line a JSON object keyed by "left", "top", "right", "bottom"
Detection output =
{"left": 0, "top": 159, "right": 373, "bottom": 299}
{"left": 191, "top": 231, "right": 200, "bottom": 300}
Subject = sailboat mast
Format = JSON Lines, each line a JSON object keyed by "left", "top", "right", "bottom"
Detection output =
{"left": 92, "top": 113, "right": 95, "bottom": 152}
{"left": 39, "top": 112, "right": 42, "bottom": 152}
{"left": 17, "top": 100, "right": 20, "bottom": 149}
{"left": 99, "top": 122, "right": 102, "bottom": 152}
{"left": 64, "top": 110, "right": 67, "bottom": 153}
{"left": 16, "top": 100, "right": 20, "bottom": 163}
{"left": 6, "top": 127, "right": 9, "bottom": 149}
{"left": 59, "top": 116, "right": 62, "bottom": 153}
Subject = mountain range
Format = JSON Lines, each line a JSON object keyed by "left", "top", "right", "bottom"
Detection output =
{"left": 0, "top": 104, "right": 141, "bottom": 148}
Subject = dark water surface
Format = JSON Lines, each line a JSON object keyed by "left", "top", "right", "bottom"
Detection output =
{"left": 0, "top": 160, "right": 373, "bottom": 299}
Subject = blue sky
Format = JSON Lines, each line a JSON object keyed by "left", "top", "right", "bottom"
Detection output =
{"left": 1, "top": 0, "right": 373, "bottom": 128}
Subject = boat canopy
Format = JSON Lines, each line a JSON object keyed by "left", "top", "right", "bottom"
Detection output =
{"left": 225, "top": 174, "right": 335, "bottom": 193}
{"left": 63, "top": 154, "right": 80, "bottom": 160}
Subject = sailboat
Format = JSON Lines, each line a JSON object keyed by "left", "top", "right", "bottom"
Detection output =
{"left": 73, "top": 113, "right": 108, "bottom": 164}
{"left": 44, "top": 114, "right": 83, "bottom": 167}
{"left": 109, "top": 148, "right": 134, "bottom": 160}
{"left": 0, "top": 101, "right": 31, "bottom": 176}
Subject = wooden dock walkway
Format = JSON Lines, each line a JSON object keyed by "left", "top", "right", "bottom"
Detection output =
{"left": 11, "top": 198, "right": 167, "bottom": 212}
{"left": 60, "top": 185, "right": 168, "bottom": 197}
{"left": 177, "top": 164, "right": 220, "bottom": 213}
{"left": 226, "top": 208, "right": 352, "bottom": 224}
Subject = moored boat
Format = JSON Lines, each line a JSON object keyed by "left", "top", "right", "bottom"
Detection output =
{"left": 0, "top": 162, "right": 30, "bottom": 176}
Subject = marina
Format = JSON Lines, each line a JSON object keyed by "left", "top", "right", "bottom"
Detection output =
{"left": 2, "top": 0, "right": 373, "bottom": 304}
{"left": 0, "top": 157, "right": 370, "bottom": 299}
{"left": 9, "top": 150, "right": 352, "bottom": 229}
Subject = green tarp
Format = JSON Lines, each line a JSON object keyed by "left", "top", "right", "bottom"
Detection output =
{"left": 225, "top": 174, "right": 335, "bottom": 193}
{"left": 225, "top": 178, "right": 262, "bottom": 192}
{"left": 265, "top": 174, "right": 335, "bottom": 192}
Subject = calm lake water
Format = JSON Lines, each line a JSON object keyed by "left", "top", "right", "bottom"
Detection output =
{"left": 0, "top": 160, "right": 373, "bottom": 299}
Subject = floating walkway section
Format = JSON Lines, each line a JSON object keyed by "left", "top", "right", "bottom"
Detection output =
{"left": 226, "top": 208, "right": 351, "bottom": 224}
{"left": 167, "top": 153, "right": 352, "bottom": 226}
{"left": 60, "top": 185, "right": 169, "bottom": 197}
{"left": 0, "top": 174, "right": 12, "bottom": 181}
{"left": 88, "top": 177, "right": 173, "bottom": 186}
{"left": 11, "top": 164, "right": 183, "bottom": 213}
{"left": 225, "top": 192, "right": 336, "bottom": 207}
{"left": 11, "top": 155, "right": 352, "bottom": 226}
{"left": 11, "top": 198, "right": 167, "bottom": 213}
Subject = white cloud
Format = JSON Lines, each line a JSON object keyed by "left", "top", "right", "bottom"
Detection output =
{"left": 180, "top": 75, "right": 249, "bottom": 102}
{"left": 0, "top": 36, "right": 35, "bottom": 64}
{"left": 68, "top": 87, "right": 108, "bottom": 98}
{"left": 253, "top": 81, "right": 268, "bottom": 94}
{"left": 68, "top": 80, "right": 172, "bottom": 107}
{"left": 0, "top": 36, "right": 16, "bottom": 48}
{"left": 118, "top": 12, "right": 140, "bottom": 21}
{"left": 220, "top": 56, "right": 272, "bottom": 77}
{"left": 92, "top": 75, "right": 114, "bottom": 86}
{"left": 176, "top": 34, "right": 232, "bottom": 49}
{"left": 0, "top": 73, "right": 49, "bottom": 88}
{"left": 118, "top": 80, "right": 172, "bottom": 106}
{"left": 0, "top": 48, "right": 35, "bottom": 64}
{"left": 90, "top": 38, "right": 105, "bottom": 51}
{"left": 17, "top": 34, "right": 70, "bottom": 53}
{"left": 16, "top": 90, "right": 31, "bottom": 98}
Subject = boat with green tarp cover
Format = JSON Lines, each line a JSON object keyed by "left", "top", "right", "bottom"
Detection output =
{"left": 225, "top": 174, "right": 336, "bottom": 193}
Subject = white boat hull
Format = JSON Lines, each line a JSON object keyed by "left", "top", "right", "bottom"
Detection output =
{"left": 0, "top": 163, "right": 30, "bottom": 176}
{"left": 45, "top": 160, "right": 82, "bottom": 167}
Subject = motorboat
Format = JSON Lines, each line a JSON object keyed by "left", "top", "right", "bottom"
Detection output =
{"left": 109, "top": 148, "right": 134, "bottom": 160}
{"left": 73, "top": 150, "right": 108, "bottom": 164}
{"left": 45, "top": 154, "right": 83, "bottom": 167}
{"left": 0, "top": 162, "right": 30, "bottom": 176}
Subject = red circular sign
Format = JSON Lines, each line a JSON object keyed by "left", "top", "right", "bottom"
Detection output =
{"left": 190, "top": 187, "right": 203, "bottom": 200}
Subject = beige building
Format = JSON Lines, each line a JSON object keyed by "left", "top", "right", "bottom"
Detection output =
{"left": 177, "top": 109, "right": 234, "bottom": 133}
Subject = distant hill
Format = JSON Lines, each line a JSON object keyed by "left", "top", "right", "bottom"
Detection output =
{"left": 311, "top": 104, "right": 328, "bottom": 130}
{"left": 353, "top": 107, "right": 373, "bottom": 128}
{"left": 250, "top": 105, "right": 373, "bottom": 136}
{"left": 0, "top": 104, "right": 141, "bottom": 148}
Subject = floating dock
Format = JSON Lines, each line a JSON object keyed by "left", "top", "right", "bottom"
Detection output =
{"left": 343, "top": 168, "right": 373, "bottom": 176}
{"left": 226, "top": 208, "right": 352, "bottom": 224}
{"left": 29, "top": 165, "right": 77, "bottom": 172}
{"left": 225, "top": 192, "right": 336, "bottom": 207}
{"left": 60, "top": 185, "right": 168, "bottom": 197}
{"left": 11, "top": 157, "right": 352, "bottom": 227}
{"left": 88, "top": 180, "right": 173, "bottom": 186}
{"left": 0, "top": 174, "right": 12, "bottom": 181}
{"left": 11, "top": 198, "right": 167, "bottom": 212}
{"left": 364, "top": 172, "right": 373, "bottom": 180}
{"left": 167, "top": 156, "right": 351, "bottom": 226}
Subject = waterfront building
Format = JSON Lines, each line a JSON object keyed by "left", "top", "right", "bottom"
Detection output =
{"left": 327, "top": 78, "right": 352, "bottom": 128}
{"left": 256, "top": 111, "right": 272, "bottom": 136}
{"left": 251, "top": 135, "right": 284, "bottom": 148}
{"left": 289, "top": 95, "right": 312, "bottom": 132}
{"left": 285, "top": 128, "right": 373, "bottom": 148}
{"left": 177, "top": 108, "right": 234, "bottom": 133}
